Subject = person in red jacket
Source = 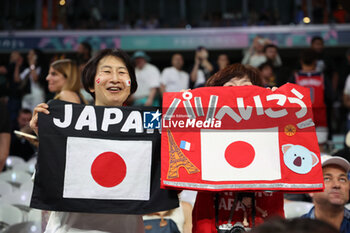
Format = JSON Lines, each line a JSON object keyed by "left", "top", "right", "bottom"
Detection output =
{"left": 192, "top": 64, "right": 285, "bottom": 233}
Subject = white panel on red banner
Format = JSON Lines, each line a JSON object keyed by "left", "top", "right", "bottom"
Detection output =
{"left": 161, "top": 83, "right": 324, "bottom": 192}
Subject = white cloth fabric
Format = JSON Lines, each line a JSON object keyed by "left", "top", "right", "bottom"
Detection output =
{"left": 179, "top": 190, "right": 197, "bottom": 207}
{"left": 133, "top": 63, "right": 160, "bottom": 100}
{"left": 45, "top": 211, "right": 144, "bottom": 233}
{"left": 161, "top": 67, "right": 189, "bottom": 92}
{"left": 194, "top": 69, "right": 206, "bottom": 88}
{"left": 20, "top": 67, "right": 45, "bottom": 111}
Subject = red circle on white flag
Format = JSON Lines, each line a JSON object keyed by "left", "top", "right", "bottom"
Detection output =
{"left": 224, "top": 141, "right": 255, "bottom": 168}
{"left": 91, "top": 151, "right": 127, "bottom": 188}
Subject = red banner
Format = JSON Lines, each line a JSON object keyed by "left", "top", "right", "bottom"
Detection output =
{"left": 161, "top": 84, "right": 324, "bottom": 192}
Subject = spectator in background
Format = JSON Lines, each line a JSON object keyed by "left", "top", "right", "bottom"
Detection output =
{"left": 190, "top": 46, "right": 213, "bottom": 88}
{"left": 263, "top": 44, "right": 282, "bottom": 68}
{"left": 131, "top": 51, "right": 161, "bottom": 106}
{"left": 6, "top": 51, "right": 25, "bottom": 125}
{"left": 75, "top": 42, "right": 94, "bottom": 104}
{"left": 242, "top": 36, "right": 269, "bottom": 67}
{"left": 214, "top": 54, "right": 230, "bottom": 73}
{"left": 258, "top": 62, "right": 276, "bottom": 88}
{"left": 311, "top": 36, "right": 338, "bottom": 93}
{"left": 46, "top": 59, "right": 86, "bottom": 104}
{"left": 10, "top": 108, "right": 36, "bottom": 161}
{"left": 76, "top": 41, "right": 92, "bottom": 70}
{"left": 290, "top": 49, "right": 330, "bottom": 151}
{"left": 0, "top": 102, "right": 11, "bottom": 172}
{"left": 311, "top": 36, "right": 337, "bottom": 141}
{"left": 302, "top": 155, "right": 350, "bottom": 232}
{"left": 160, "top": 53, "right": 189, "bottom": 94}
{"left": 20, "top": 49, "right": 47, "bottom": 111}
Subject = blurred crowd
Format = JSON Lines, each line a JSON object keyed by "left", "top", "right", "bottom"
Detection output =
{"left": 1, "top": 35, "right": 350, "bottom": 232}
{"left": 1, "top": 36, "right": 350, "bottom": 164}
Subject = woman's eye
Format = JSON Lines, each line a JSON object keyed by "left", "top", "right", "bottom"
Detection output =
{"left": 324, "top": 177, "right": 330, "bottom": 182}
{"left": 102, "top": 70, "right": 111, "bottom": 74}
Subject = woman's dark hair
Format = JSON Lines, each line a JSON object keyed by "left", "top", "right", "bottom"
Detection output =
{"left": 82, "top": 49, "right": 137, "bottom": 99}
{"left": 205, "top": 63, "right": 262, "bottom": 87}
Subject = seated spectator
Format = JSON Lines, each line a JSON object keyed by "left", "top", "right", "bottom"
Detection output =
{"left": 302, "top": 155, "right": 350, "bottom": 232}
{"left": 20, "top": 49, "right": 47, "bottom": 111}
{"left": 289, "top": 49, "right": 330, "bottom": 151}
{"left": 131, "top": 51, "right": 161, "bottom": 106}
{"left": 263, "top": 44, "right": 282, "bottom": 68}
{"left": 258, "top": 62, "right": 276, "bottom": 88}
{"left": 215, "top": 54, "right": 230, "bottom": 72}
{"left": 6, "top": 51, "right": 25, "bottom": 126}
{"left": 160, "top": 54, "right": 189, "bottom": 94}
{"left": 242, "top": 36, "right": 270, "bottom": 67}
{"left": 190, "top": 46, "right": 213, "bottom": 88}
{"left": 10, "top": 108, "right": 36, "bottom": 161}
{"left": 46, "top": 59, "right": 86, "bottom": 104}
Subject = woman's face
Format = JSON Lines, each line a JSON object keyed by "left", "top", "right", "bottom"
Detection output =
{"left": 46, "top": 67, "right": 67, "bottom": 93}
{"left": 90, "top": 55, "right": 131, "bottom": 106}
{"left": 223, "top": 76, "right": 253, "bottom": 87}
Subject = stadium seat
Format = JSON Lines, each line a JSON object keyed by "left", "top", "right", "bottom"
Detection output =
{"left": 284, "top": 201, "right": 314, "bottom": 218}
{"left": 1, "top": 190, "right": 32, "bottom": 212}
{"left": 6, "top": 156, "right": 26, "bottom": 169}
{"left": 2, "top": 221, "right": 41, "bottom": 233}
{"left": 12, "top": 163, "right": 33, "bottom": 175}
{"left": 19, "top": 180, "right": 34, "bottom": 193}
{"left": 0, "top": 180, "right": 13, "bottom": 198}
{"left": 0, "top": 170, "right": 32, "bottom": 188}
{"left": 28, "top": 209, "right": 42, "bottom": 224}
{"left": 0, "top": 203, "right": 23, "bottom": 231}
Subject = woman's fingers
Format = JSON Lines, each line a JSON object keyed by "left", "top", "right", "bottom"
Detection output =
{"left": 30, "top": 103, "right": 50, "bottom": 136}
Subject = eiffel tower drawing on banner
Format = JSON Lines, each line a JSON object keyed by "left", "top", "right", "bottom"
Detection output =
{"left": 167, "top": 129, "right": 200, "bottom": 179}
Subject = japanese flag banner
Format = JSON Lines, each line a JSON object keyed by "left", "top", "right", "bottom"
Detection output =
{"left": 31, "top": 100, "right": 178, "bottom": 214}
{"left": 161, "top": 83, "right": 324, "bottom": 192}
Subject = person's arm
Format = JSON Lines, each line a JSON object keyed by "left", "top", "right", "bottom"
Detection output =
{"left": 160, "top": 83, "right": 166, "bottom": 95}
{"left": 190, "top": 60, "right": 200, "bottom": 83}
{"left": 274, "top": 54, "right": 282, "bottom": 67}
{"left": 30, "top": 103, "right": 50, "bottom": 136}
{"left": 0, "top": 132, "right": 10, "bottom": 171}
{"left": 160, "top": 69, "right": 167, "bottom": 95}
{"left": 13, "top": 57, "right": 23, "bottom": 83}
{"left": 182, "top": 201, "right": 193, "bottom": 233}
{"left": 145, "top": 87, "right": 157, "bottom": 106}
{"left": 201, "top": 59, "right": 213, "bottom": 73}
{"left": 29, "top": 67, "right": 40, "bottom": 83}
